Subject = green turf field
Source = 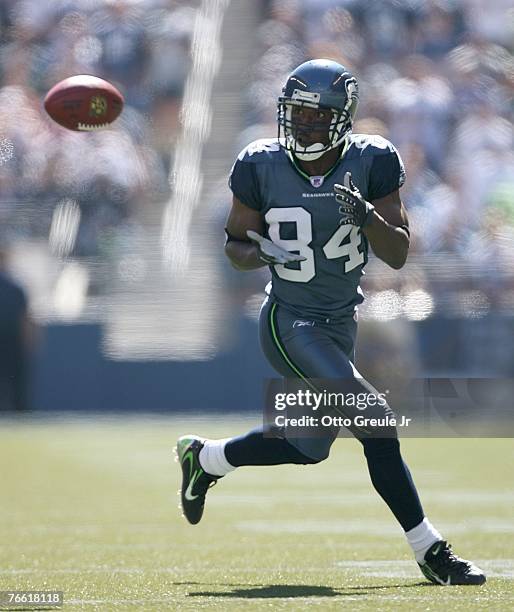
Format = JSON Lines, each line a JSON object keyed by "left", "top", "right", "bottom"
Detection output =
{"left": 0, "top": 416, "right": 513, "bottom": 611}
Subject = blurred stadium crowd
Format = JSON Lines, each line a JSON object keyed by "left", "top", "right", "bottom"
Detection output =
{"left": 0, "top": 0, "right": 513, "bottom": 376}
{"left": 0, "top": 0, "right": 195, "bottom": 257}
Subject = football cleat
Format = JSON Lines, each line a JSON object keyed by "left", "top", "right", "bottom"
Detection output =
{"left": 419, "top": 541, "right": 486, "bottom": 585}
{"left": 176, "top": 435, "right": 219, "bottom": 525}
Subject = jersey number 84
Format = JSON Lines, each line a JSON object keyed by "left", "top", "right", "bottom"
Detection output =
{"left": 266, "top": 206, "right": 364, "bottom": 283}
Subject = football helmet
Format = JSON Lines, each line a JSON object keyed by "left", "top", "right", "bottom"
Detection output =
{"left": 277, "top": 59, "right": 359, "bottom": 161}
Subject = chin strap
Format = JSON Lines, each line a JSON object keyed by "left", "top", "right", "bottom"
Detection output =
{"left": 292, "top": 125, "right": 353, "bottom": 160}
{"left": 295, "top": 134, "right": 351, "bottom": 161}
{"left": 287, "top": 137, "right": 351, "bottom": 176}
{"left": 294, "top": 147, "right": 327, "bottom": 162}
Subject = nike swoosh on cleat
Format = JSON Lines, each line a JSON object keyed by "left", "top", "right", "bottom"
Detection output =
{"left": 184, "top": 469, "right": 202, "bottom": 501}
{"left": 421, "top": 562, "right": 451, "bottom": 585}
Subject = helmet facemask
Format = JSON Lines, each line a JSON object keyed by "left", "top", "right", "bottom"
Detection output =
{"left": 277, "top": 76, "right": 359, "bottom": 161}
{"left": 278, "top": 102, "right": 350, "bottom": 161}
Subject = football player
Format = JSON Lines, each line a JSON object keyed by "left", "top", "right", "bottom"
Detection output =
{"left": 176, "top": 59, "right": 485, "bottom": 586}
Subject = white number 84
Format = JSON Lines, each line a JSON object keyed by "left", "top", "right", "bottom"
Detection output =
{"left": 265, "top": 206, "right": 364, "bottom": 283}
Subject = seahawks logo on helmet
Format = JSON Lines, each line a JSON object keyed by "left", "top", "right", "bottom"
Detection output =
{"left": 277, "top": 59, "right": 359, "bottom": 161}
{"left": 345, "top": 78, "right": 358, "bottom": 109}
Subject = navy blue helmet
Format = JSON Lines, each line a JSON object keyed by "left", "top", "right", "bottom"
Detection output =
{"left": 277, "top": 59, "right": 359, "bottom": 161}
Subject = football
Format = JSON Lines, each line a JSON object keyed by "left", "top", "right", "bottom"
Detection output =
{"left": 44, "top": 74, "right": 124, "bottom": 131}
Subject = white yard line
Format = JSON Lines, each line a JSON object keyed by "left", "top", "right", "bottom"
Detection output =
{"left": 235, "top": 518, "right": 514, "bottom": 536}
{"left": 2, "top": 559, "right": 513, "bottom": 578}
{"left": 208, "top": 490, "right": 514, "bottom": 505}
{"left": 336, "top": 559, "right": 514, "bottom": 579}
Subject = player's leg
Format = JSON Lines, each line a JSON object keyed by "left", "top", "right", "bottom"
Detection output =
{"left": 222, "top": 298, "right": 351, "bottom": 467}
{"left": 253, "top": 302, "right": 485, "bottom": 584}
{"left": 176, "top": 300, "right": 341, "bottom": 524}
{"left": 256, "top": 303, "right": 429, "bottom": 535}
{"left": 178, "top": 299, "right": 408, "bottom": 522}
{"left": 362, "top": 437, "right": 485, "bottom": 585}
{"left": 177, "top": 424, "right": 318, "bottom": 525}
{"left": 176, "top": 427, "right": 320, "bottom": 524}
{"left": 177, "top": 301, "right": 486, "bottom": 583}
{"left": 193, "top": 299, "right": 379, "bottom": 481}
{"left": 313, "top": 330, "right": 485, "bottom": 585}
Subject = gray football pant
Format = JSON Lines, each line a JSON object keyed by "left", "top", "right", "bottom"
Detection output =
{"left": 259, "top": 298, "right": 398, "bottom": 461}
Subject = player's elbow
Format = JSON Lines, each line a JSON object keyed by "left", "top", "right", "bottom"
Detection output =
{"left": 373, "top": 245, "right": 408, "bottom": 269}
{"left": 225, "top": 242, "right": 246, "bottom": 271}
{"left": 383, "top": 242, "right": 409, "bottom": 269}
{"left": 225, "top": 244, "right": 239, "bottom": 268}
{"left": 387, "top": 249, "right": 408, "bottom": 269}
{"left": 389, "top": 255, "right": 407, "bottom": 270}
{"left": 388, "top": 233, "right": 409, "bottom": 269}
{"left": 229, "top": 259, "right": 245, "bottom": 271}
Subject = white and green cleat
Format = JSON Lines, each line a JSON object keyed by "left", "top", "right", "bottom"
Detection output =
{"left": 176, "top": 435, "right": 220, "bottom": 525}
{"left": 419, "top": 541, "right": 486, "bottom": 585}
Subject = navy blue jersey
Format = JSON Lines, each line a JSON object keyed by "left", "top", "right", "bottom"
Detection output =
{"left": 229, "top": 134, "right": 405, "bottom": 319}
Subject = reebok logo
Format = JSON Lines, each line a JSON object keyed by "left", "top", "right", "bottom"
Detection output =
{"left": 293, "top": 320, "right": 315, "bottom": 328}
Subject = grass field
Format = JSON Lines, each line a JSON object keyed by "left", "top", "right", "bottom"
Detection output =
{"left": 0, "top": 415, "right": 513, "bottom": 611}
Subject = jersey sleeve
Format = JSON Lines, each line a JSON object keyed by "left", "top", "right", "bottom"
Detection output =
{"left": 228, "top": 154, "right": 262, "bottom": 211}
{"left": 367, "top": 144, "right": 406, "bottom": 201}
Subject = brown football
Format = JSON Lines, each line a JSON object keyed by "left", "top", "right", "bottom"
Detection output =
{"left": 44, "top": 75, "right": 124, "bottom": 131}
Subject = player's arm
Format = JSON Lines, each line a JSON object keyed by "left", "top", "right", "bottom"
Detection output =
{"left": 226, "top": 144, "right": 307, "bottom": 270}
{"left": 225, "top": 197, "right": 307, "bottom": 270}
{"left": 224, "top": 196, "right": 267, "bottom": 270}
{"left": 364, "top": 189, "right": 409, "bottom": 270}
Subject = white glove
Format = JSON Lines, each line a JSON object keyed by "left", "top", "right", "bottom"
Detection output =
{"left": 246, "top": 230, "right": 307, "bottom": 265}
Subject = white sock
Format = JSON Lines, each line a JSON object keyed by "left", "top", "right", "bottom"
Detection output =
{"left": 199, "top": 438, "right": 236, "bottom": 477}
{"left": 405, "top": 518, "right": 443, "bottom": 564}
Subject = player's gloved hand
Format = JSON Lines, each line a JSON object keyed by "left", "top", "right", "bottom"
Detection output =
{"left": 246, "top": 230, "right": 307, "bottom": 265}
{"left": 334, "top": 172, "right": 375, "bottom": 227}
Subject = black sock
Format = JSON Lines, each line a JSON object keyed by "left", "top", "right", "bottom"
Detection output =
{"left": 225, "top": 426, "right": 318, "bottom": 466}
{"left": 360, "top": 437, "right": 424, "bottom": 531}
